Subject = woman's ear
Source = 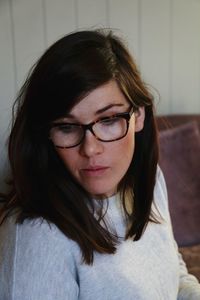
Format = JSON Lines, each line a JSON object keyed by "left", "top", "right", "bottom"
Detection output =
{"left": 134, "top": 107, "right": 145, "bottom": 132}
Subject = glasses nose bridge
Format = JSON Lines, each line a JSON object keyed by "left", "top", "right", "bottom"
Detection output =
{"left": 82, "top": 122, "right": 96, "bottom": 138}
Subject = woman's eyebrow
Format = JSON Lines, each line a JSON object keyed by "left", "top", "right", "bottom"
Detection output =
{"left": 95, "top": 103, "right": 124, "bottom": 115}
{"left": 62, "top": 103, "right": 125, "bottom": 120}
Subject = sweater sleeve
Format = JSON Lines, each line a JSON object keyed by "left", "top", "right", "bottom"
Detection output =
{"left": 176, "top": 243, "right": 200, "bottom": 300}
{"left": 156, "top": 167, "right": 200, "bottom": 299}
{"left": 0, "top": 216, "right": 79, "bottom": 300}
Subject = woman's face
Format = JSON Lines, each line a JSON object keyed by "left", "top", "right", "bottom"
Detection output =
{"left": 55, "top": 80, "right": 145, "bottom": 198}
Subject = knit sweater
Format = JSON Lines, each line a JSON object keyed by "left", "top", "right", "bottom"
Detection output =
{"left": 0, "top": 169, "right": 200, "bottom": 300}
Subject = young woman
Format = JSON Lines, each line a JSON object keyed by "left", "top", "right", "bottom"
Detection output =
{"left": 0, "top": 29, "right": 199, "bottom": 300}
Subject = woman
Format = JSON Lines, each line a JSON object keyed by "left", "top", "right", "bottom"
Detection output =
{"left": 0, "top": 29, "right": 199, "bottom": 299}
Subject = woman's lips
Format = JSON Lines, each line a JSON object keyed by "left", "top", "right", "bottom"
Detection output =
{"left": 81, "top": 166, "right": 109, "bottom": 176}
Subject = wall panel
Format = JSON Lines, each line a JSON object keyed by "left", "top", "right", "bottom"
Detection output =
{"left": 11, "top": 0, "right": 45, "bottom": 89}
{"left": 44, "top": 0, "right": 76, "bottom": 46}
{"left": 109, "top": 0, "right": 139, "bottom": 61}
{"left": 172, "top": 0, "right": 200, "bottom": 113}
{"left": 0, "top": 1, "right": 15, "bottom": 114}
{"left": 140, "top": 0, "right": 171, "bottom": 114}
{"left": 0, "top": 0, "right": 15, "bottom": 190}
{"left": 77, "top": 0, "right": 107, "bottom": 29}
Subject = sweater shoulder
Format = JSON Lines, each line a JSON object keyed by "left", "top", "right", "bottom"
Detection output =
{"left": 0, "top": 213, "right": 80, "bottom": 272}
{"left": 0, "top": 214, "right": 80, "bottom": 299}
{"left": 153, "top": 166, "right": 171, "bottom": 222}
{"left": 0, "top": 213, "right": 79, "bottom": 255}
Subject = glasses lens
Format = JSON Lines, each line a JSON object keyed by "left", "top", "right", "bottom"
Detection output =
{"left": 49, "top": 114, "right": 130, "bottom": 148}
{"left": 93, "top": 116, "right": 128, "bottom": 141}
{"left": 50, "top": 124, "right": 83, "bottom": 148}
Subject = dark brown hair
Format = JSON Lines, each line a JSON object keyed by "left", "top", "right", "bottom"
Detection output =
{"left": 0, "top": 29, "right": 159, "bottom": 264}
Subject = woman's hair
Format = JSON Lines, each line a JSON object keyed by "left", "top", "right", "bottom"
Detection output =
{"left": 0, "top": 29, "right": 159, "bottom": 264}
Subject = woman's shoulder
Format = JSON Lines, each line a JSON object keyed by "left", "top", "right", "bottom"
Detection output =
{"left": 153, "top": 166, "right": 171, "bottom": 222}
{"left": 0, "top": 213, "right": 80, "bottom": 264}
{"left": 0, "top": 214, "right": 80, "bottom": 299}
{"left": 0, "top": 213, "right": 60, "bottom": 240}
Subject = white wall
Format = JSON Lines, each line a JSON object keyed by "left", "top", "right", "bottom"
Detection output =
{"left": 0, "top": 0, "right": 200, "bottom": 189}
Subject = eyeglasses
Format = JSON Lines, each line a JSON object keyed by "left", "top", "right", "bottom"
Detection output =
{"left": 49, "top": 107, "right": 134, "bottom": 149}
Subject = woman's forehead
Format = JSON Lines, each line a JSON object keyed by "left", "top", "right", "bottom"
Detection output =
{"left": 67, "top": 81, "right": 129, "bottom": 116}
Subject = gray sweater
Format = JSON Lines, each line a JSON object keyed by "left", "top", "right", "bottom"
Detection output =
{"left": 0, "top": 169, "right": 200, "bottom": 300}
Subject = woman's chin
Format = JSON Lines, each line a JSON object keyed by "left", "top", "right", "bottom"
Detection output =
{"left": 86, "top": 187, "right": 117, "bottom": 199}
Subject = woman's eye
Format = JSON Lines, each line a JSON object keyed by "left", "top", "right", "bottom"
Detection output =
{"left": 100, "top": 117, "right": 120, "bottom": 126}
{"left": 58, "top": 124, "right": 77, "bottom": 133}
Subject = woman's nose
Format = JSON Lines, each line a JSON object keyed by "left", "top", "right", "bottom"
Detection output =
{"left": 79, "top": 130, "right": 103, "bottom": 157}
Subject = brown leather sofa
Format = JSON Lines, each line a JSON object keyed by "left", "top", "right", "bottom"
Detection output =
{"left": 156, "top": 114, "right": 200, "bottom": 280}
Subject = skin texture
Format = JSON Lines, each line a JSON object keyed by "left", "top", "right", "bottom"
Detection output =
{"left": 55, "top": 80, "right": 145, "bottom": 198}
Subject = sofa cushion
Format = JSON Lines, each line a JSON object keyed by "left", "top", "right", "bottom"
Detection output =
{"left": 159, "top": 121, "right": 200, "bottom": 247}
